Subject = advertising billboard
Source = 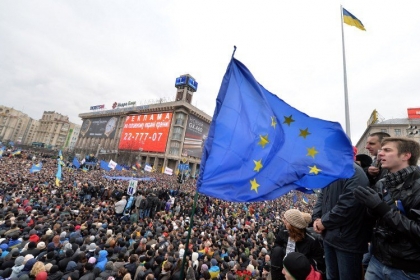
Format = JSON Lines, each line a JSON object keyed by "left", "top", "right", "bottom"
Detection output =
{"left": 182, "top": 115, "right": 210, "bottom": 158}
{"left": 118, "top": 112, "right": 173, "bottom": 152}
{"left": 408, "top": 108, "right": 420, "bottom": 119}
{"left": 80, "top": 117, "right": 118, "bottom": 138}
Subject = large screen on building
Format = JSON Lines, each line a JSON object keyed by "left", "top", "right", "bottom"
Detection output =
{"left": 183, "top": 115, "right": 210, "bottom": 158}
{"left": 80, "top": 116, "right": 118, "bottom": 138}
{"left": 118, "top": 112, "right": 173, "bottom": 152}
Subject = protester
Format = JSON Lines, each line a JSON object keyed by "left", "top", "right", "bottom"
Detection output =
{"left": 354, "top": 137, "right": 420, "bottom": 278}
{"left": 312, "top": 163, "right": 370, "bottom": 280}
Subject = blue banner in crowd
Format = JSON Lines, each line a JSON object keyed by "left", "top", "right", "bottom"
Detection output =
{"left": 100, "top": 160, "right": 111, "bottom": 171}
{"left": 102, "top": 176, "right": 156, "bottom": 181}
{"left": 72, "top": 157, "right": 81, "bottom": 169}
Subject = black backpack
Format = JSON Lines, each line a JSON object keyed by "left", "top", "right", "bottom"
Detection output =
{"left": 139, "top": 198, "right": 148, "bottom": 209}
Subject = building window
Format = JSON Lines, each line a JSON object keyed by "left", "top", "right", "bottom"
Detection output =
{"left": 169, "top": 148, "right": 179, "bottom": 155}
{"left": 395, "top": 129, "right": 401, "bottom": 136}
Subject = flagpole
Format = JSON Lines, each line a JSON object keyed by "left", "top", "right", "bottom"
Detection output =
{"left": 179, "top": 190, "right": 199, "bottom": 280}
{"left": 340, "top": 5, "right": 351, "bottom": 139}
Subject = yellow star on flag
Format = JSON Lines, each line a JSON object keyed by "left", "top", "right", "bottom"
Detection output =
{"left": 299, "top": 128, "right": 311, "bottom": 139}
{"left": 258, "top": 134, "right": 269, "bottom": 148}
{"left": 253, "top": 159, "right": 263, "bottom": 172}
{"left": 306, "top": 147, "right": 318, "bottom": 158}
{"left": 250, "top": 178, "right": 260, "bottom": 193}
{"left": 283, "top": 115, "right": 295, "bottom": 126}
{"left": 271, "top": 116, "right": 277, "bottom": 129}
{"left": 309, "top": 165, "right": 322, "bottom": 175}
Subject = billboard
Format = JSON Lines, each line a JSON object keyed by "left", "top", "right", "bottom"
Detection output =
{"left": 80, "top": 116, "right": 118, "bottom": 138}
{"left": 183, "top": 115, "right": 210, "bottom": 158}
{"left": 408, "top": 108, "right": 420, "bottom": 119}
{"left": 118, "top": 112, "right": 173, "bottom": 152}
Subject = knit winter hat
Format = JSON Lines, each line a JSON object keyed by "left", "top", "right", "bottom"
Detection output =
{"left": 283, "top": 252, "right": 311, "bottom": 280}
{"left": 37, "top": 242, "right": 46, "bottom": 250}
{"left": 284, "top": 209, "right": 311, "bottom": 229}
{"left": 211, "top": 258, "right": 218, "bottom": 266}
{"left": 23, "top": 254, "right": 34, "bottom": 264}
{"left": 15, "top": 256, "right": 24, "bottom": 266}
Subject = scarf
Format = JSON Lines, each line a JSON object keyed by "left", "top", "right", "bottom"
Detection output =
{"left": 383, "top": 166, "right": 417, "bottom": 189}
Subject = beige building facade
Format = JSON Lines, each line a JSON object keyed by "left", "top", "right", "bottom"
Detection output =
{"left": 356, "top": 110, "right": 420, "bottom": 157}
{"left": 0, "top": 105, "right": 39, "bottom": 145}
{"left": 33, "top": 111, "right": 72, "bottom": 149}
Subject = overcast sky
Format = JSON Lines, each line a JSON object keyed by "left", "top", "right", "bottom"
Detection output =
{"left": 1, "top": 1, "right": 419, "bottom": 144}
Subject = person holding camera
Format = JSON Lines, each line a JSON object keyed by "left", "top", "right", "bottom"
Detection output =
{"left": 354, "top": 137, "right": 420, "bottom": 279}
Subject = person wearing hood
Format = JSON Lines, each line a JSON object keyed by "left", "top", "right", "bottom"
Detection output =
{"left": 99, "top": 261, "right": 116, "bottom": 280}
{"left": 94, "top": 250, "right": 108, "bottom": 272}
{"left": 46, "top": 265, "right": 62, "bottom": 280}
{"left": 17, "top": 258, "right": 37, "bottom": 279}
{"left": 62, "top": 261, "right": 79, "bottom": 280}
{"left": 282, "top": 252, "right": 322, "bottom": 280}
{"left": 9, "top": 256, "right": 24, "bottom": 278}
{"left": 208, "top": 259, "right": 220, "bottom": 280}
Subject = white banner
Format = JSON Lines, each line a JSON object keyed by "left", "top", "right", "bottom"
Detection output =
{"left": 127, "top": 180, "right": 138, "bottom": 195}
{"left": 164, "top": 167, "right": 173, "bottom": 175}
{"left": 108, "top": 160, "right": 118, "bottom": 170}
{"left": 144, "top": 165, "right": 152, "bottom": 172}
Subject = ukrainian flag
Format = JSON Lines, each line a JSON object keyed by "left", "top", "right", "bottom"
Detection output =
{"left": 343, "top": 8, "right": 366, "bottom": 31}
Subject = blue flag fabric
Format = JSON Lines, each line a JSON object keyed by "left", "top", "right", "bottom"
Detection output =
{"left": 30, "top": 162, "right": 43, "bottom": 173}
{"left": 100, "top": 160, "right": 111, "bottom": 171}
{"left": 72, "top": 157, "right": 80, "bottom": 169}
{"left": 293, "top": 194, "right": 298, "bottom": 204}
{"left": 197, "top": 58, "right": 354, "bottom": 202}
{"left": 302, "top": 195, "right": 309, "bottom": 204}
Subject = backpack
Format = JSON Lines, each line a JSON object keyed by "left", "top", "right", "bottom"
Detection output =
{"left": 139, "top": 198, "right": 148, "bottom": 209}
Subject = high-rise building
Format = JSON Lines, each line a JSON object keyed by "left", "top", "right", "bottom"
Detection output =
{"left": 0, "top": 105, "right": 38, "bottom": 145}
{"left": 75, "top": 74, "right": 208, "bottom": 175}
{"left": 33, "top": 111, "right": 72, "bottom": 149}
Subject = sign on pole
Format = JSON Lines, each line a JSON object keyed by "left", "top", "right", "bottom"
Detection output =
{"left": 127, "top": 180, "right": 138, "bottom": 195}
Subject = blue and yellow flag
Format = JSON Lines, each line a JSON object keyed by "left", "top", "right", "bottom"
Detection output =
{"left": 343, "top": 8, "right": 366, "bottom": 31}
{"left": 30, "top": 162, "right": 43, "bottom": 173}
{"left": 55, "top": 159, "right": 62, "bottom": 186}
{"left": 197, "top": 58, "right": 355, "bottom": 202}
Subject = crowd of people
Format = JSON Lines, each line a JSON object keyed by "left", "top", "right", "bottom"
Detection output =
{"left": 0, "top": 133, "right": 419, "bottom": 280}
{"left": 0, "top": 147, "right": 318, "bottom": 280}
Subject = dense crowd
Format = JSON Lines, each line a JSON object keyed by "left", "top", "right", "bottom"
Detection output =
{"left": 0, "top": 149, "right": 318, "bottom": 280}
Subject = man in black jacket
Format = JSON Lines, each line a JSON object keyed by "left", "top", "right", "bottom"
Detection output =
{"left": 312, "top": 163, "right": 370, "bottom": 280}
{"left": 354, "top": 137, "right": 420, "bottom": 278}
{"left": 365, "top": 132, "right": 390, "bottom": 186}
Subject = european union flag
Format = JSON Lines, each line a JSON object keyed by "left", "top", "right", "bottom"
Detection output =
{"left": 72, "top": 157, "right": 80, "bottom": 169}
{"left": 100, "top": 160, "right": 111, "bottom": 171}
{"left": 197, "top": 58, "right": 354, "bottom": 202}
{"left": 30, "top": 162, "right": 43, "bottom": 173}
